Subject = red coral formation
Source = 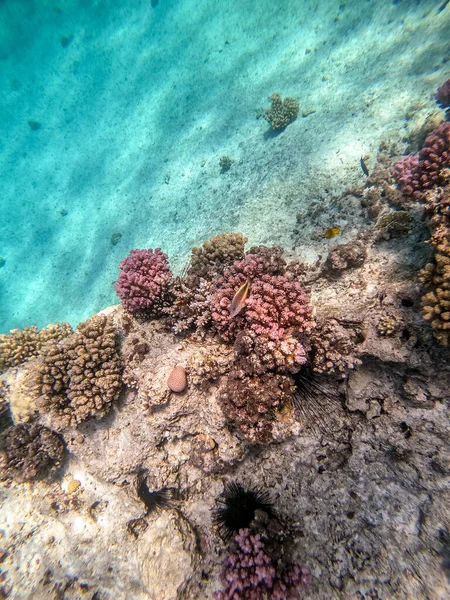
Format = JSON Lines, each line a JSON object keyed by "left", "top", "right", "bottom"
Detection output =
{"left": 115, "top": 248, "right": 172, "bottom": 315}
{"left": 211, "top": 255, "right": 313, "bottom": 374}
{"left": 391, "top": 123, "right": 450, "bottom": 199}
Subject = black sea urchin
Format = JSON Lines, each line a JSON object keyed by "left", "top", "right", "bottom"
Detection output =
{"left": 212, "top": 481, "right": 276, "bottom": 541}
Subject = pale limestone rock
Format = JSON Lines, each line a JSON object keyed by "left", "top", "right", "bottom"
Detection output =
{"left": 138, "top": 511, "right": 199, "bottom": 600}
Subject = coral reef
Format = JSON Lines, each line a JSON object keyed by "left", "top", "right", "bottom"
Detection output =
{"left": 309, "top": 316, "right": 363, "bottom": 374}
{"left": 213, "top": 527, "right": 311, "bottom": 600}
{"left": 376, "top": 210, "right": 413, "bottom": 240}
{"left": 415, "top": 181, "right": 450, "bottom": 345}
{"left": 211, "top": 255, "right": 312, "bottom": 338}
{"left": 391, "top": 122, "right": 450, "bottom": 199}
{"left": 419, "top": 232, "right": 450, "bottom": 345}
{"left": 0, "top": 381, "right": 12, "bottom": 433}
{"left": 218, "top": 371, "right": 295, "bottom": 443}
{"left": 188, "top": 344, "right": 234, "bottom": 389}
{"left": 165, "top": 233, "right": 247, "bottom": 335}
{"left": 0, "top": 322, "right": 73, "bottom": 373}
{"left": 322, "top": 240, "right": 367, "bottom": 275}
{"left": 264, "top": 93, "right": 299, "bottom": 130}
{"left": 34, "top": 314, "right": 122, "bottom": 428}
{"left": 0, "top": 423, "right": 65, "bottom": 483}
{"left": 115, "top": 248, "right": 172, "bottom": 315}
{"left": 188, "top": 233, "right": 248, "bottom": 284}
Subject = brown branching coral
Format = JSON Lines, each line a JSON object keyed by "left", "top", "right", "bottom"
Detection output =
{"left": 0, "top": 423, "right": 65, "bottom": 483}
{"left": 264, "top": 93, "right": 299, "bottom": 130}
{"left": 218, "top": 371, "right": 295, "bottom": 444}
{"left": 33, "top": 314, "right": 122, "bottom": 428}
{"left": 309, "top": 317, "right": 363, "bottom": 375}
{"left": 0, "top": 322, "right": 73, "bottom": 374}
{"left": 188, "top": 233, "right": 248, "bottom": 284}
{"left": 418, "top": 182, "right": 450, "bottom": 345}
{"left": 419, "top": 233, "right": 450, "bottom": 345}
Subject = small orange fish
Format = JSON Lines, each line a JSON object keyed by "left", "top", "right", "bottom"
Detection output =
{"left": 325, "top": 227, "right": 341, "bottom": 239}
{"left": 229, "top": 279, "right": 250, "bottom": 317}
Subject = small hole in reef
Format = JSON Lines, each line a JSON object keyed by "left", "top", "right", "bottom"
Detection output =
{"left": 401, "top": 328, "right": 411, "bottom": 341}
{"left": 346, "top": 511, "right": 355, "bottom": 519}
{"left": 399, "top": 421, "right": 412, "bottom": 439}
{"left": 401, "top": 298, "right": 414, "bottom": 307}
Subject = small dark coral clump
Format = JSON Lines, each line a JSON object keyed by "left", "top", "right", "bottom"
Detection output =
{"left": 213, "top": 482, "right": 276, "bottom": 541}
{"left": 214, "top": 527, "right": 311, "bottom": 600}
{"left": 0, "top": 322, "right": 73, "bottom": 373}
{"left": 322, "top": 240, "right": 367, "bottom": 276}
{"left": 115, "top": 248, "right": 172, "bottom": 316}
{"left": 264, "top": 93, "right": 299, "bottom": 130}
{"left": 218, "top": 371, "right": 295, "bottom": 444}
{"left": 219, "top": 156, "right": 234, "bottom": 172}
{"left": 0, "top": 423, "right": 65, "bottom": 483}
{"left": 391, "top": 123, "right": 450, "bottom": 199}
{"left": 34, "top": 314, "right": 122, "bottom": 428}
{"left": 436, "top": 78, "right": 450, "bottom": 118}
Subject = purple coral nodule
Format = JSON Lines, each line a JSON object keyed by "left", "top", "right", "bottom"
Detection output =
{"left": 114, "top": 248, "right": 172, "bottom": 315}
{"left": 213, "top": 528, "right": 311, "bottom": 600}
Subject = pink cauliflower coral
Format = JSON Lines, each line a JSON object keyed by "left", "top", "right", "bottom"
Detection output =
{"left": 115, "top": 248, "right": 172, "bottom": 314}
{"left": 213, "top": 528, "right": 311, "bottom": 600}
{"left": 391, "top": 122, "right": 450, "bottom": 199}
{"left": 211, "top": 255, "right": 313, "bottom": 373}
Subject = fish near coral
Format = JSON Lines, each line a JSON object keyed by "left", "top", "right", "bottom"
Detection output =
{"left": 325, "top": 227, "right": 341, "bottom": 239}
{"left": 167, "top": 365, "right": 187, "bottom": 392}
{"left": 229, "top": 280, "right": 250, "bottom": 317}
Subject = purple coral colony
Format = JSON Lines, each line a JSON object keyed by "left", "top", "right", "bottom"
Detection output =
{"left": 1, "top": 78, "right": 450, "bottom": 598}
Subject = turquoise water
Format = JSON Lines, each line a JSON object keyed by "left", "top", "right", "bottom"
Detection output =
{"left": 0, "top": 0, "right": 448, "bottom": 333}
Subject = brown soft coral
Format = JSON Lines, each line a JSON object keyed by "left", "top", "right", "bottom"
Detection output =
{"left": 0, "top": 423, "right": 65, "bottom": 483}
{"left": 218, "top": 371, "right": 295, "bottom": 444}
{"left": 33, "top": 314, "right": 122, "bottom": 428}
{"left": 0, "top": 322, "right": 73, "bottom": 374}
